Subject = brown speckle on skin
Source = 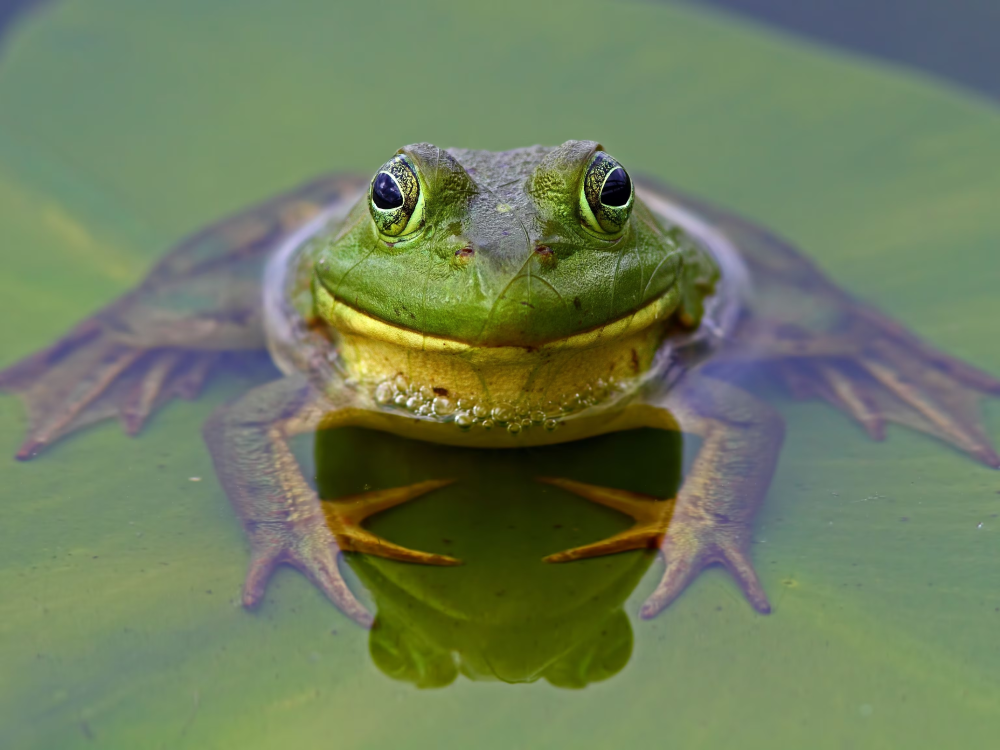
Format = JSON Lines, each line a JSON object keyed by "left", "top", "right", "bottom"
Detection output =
{"left": 630, "top": 348, "right": 640, "bottom": 373}
{"left": 433, "top": 387, "right": 448, "bottom": 396}
{"left": 455, "top": 247, "right": 474, "bottom": 258}
{"left": 573, "top": 296, "right": 582, "bottom": 310}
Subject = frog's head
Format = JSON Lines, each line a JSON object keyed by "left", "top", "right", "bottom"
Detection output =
{"left": 310, "top": 141, "right": 716, "bottom": 423}
{"left": 315, "top": 140, "right": 687, "bottom": 345}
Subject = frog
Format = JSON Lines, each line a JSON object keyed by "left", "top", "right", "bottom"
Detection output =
{"left": 3, "top": 141, "right": 998, "bottom": 629}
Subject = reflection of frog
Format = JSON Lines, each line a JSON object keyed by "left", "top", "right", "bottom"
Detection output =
{"left": 316, "top": 428, "right": 675, "bottom": 687}
{"left": 4, "top": 142, "right": 998, "bottom": 627}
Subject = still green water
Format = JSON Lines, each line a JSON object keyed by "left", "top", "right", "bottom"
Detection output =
{"left": 1, "top": 1, "right": 999, "bottom": 748}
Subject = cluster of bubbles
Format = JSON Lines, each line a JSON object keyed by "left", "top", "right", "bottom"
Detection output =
{"left": 372, "top": 375, "right": 623, "bottom": 434}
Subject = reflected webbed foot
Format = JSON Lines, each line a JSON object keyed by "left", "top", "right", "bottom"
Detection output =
{"left": 540, "top": 477, "right": 770, "bottom": 618}
{"left": 322, "top": 480, "right": 462, "bottom": 565}
{"left": 538, "top": 478, "right": 674, "bottom": 561}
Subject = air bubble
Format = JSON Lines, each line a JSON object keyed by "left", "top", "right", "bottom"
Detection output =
{"left": 393, "top": 394, "right": 407, "bottom": 406}
{"left": 473, "top": 404, "right": 490, "bottom": 419}
{"left": 418, "top": 386, "right": 434, "bottom": 400}
{"left": 405, "top": 396, "right": 421, "bottom": 410}
{"left": 507, "top": 422, "right": 522, "bottom": 434}
{"left": 375, "top": 382, "right": 394, "bottom": 404}
{"left": 432, "top": 397, "right": 455, "bottom": 416}
{"left": 544, "top": 419, "right": 559, "bottom": 431}
{"left": 455, "top": 412, "right": 474, "bottom": 429}
{"left": 492, "top": 406, "right": 513, "bottom": 423}
{"left": 531, "top": 411, "right": 546, "bottom": 423}
{"left": 481, "top": 419, "right": 495, "bottom": 430}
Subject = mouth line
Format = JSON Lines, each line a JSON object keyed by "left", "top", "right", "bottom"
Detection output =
{"left": 316, "top": 283, "right": 679, "bottom": 354}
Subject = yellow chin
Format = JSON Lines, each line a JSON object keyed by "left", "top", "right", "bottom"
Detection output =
{"left": 314, "top": 284, "right": 679, "bottom": 419}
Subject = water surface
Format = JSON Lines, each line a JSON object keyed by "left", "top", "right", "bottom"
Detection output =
{"left": 1, "top": 1, "right": 999, "bottom": 748}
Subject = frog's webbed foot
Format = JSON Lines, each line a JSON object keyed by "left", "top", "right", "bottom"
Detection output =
{"left": 0, "top": 322, "right": 221, "bottom": 459}
{"left": 540, "top": 477, "right": 770, "bottom": 617}
{"left": 768, "top": 309, "right": 1000, "bottom": 467}
{"left": 639, "top": 504, "right": 770, "bottom": 618}
{"left": 542, "top": 377, "right": 782, "bottom": 618}
{"left": 205, "top": 376, "right": 459, "bottom": 627}
{"left": 241, "top": 480, "right": 459, "bottom": 627}
{"left": 241, "top": 512, "right": 372, "bottom": 626}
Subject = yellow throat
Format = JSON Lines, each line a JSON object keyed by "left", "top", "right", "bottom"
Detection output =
{"left": 314, "top": 282, "right": 680, "bottom": 429}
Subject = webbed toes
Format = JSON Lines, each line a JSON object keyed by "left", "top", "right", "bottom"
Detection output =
{"left": 242, "top": 548, "right": 281, "bottom": 608}
{"left": 640, "top": 537, "right": 770, "bottom": 619}
{"left": 241, "top": 520, "right": 373, "bottom": 628}
{"left": 287, "top": 543, "right": 373, "bottom": 628}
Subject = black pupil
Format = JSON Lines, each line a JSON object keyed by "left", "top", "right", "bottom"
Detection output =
{"left": 372, "top": 172, "right": 404, "bottom": 210}
{"left": 600, "top": 167, "right": 631, "bottom": 207}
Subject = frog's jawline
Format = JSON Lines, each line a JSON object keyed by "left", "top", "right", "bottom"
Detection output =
{"left": 316, "top": 284, "right": 681, "bottom": 354}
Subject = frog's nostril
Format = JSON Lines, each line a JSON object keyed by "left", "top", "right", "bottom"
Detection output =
{"left": 455, "top": 247, "right": 475, "bottom": 258}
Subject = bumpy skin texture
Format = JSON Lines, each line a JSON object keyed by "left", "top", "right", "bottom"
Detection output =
{"left": 3, "top": 143, "right": 998, "bottom": 630}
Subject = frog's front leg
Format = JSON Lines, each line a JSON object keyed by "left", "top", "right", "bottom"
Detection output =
{"left": 544, "top": 376, "right": 783, "bottom": 619}
{"left": 203, "top": 375, "right": 459, "bottom": 627}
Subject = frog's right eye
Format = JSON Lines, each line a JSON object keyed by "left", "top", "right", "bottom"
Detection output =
{"left": 369, "top": 155, "right": 424, "bottom": 237}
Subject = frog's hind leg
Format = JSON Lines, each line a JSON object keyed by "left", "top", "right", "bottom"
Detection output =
{"left": 2, "top": 173, "right": 367, "bottom": 459}
{"left": 1, "top": 331, "right": 222, "bottom": 459}
{"left": 204, "top": 375, "right": 459, "bottom": 627}
{"left": 542, "top": 376, "right": 782, "bottom": 618}
{"left": 772, "top": 313, "right": 1000, "bottom": 468}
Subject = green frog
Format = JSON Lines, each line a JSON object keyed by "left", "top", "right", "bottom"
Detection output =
{"left": 3, "top": 141, "right": 997, "bottom": 628}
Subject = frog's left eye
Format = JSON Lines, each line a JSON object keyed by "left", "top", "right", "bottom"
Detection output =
{"left": 579, "top": 152, "right": 634, "bottom": 235}
{"left": 369, "top": 155, "right": 424, "bottom": 237}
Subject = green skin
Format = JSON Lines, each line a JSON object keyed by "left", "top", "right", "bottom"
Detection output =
{"left": 3, "top": 141, "right": 999, "bottom": 685}
{"left": 309, "top": 141, "right": 715, "bottom": 346}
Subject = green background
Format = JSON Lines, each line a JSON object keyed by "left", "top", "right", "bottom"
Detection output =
{"left": 1, "top": 0, "right": 999, "bottom": 747}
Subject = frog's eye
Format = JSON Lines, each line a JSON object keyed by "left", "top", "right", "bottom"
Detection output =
{"left": 579, "top": 152, "right": 634, "bottom": 235}
{"left": 369, "top": 155, "right": 424, "bottom": 237}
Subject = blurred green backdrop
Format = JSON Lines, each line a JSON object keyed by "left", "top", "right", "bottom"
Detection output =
{"left": 0, "top": 1, "right": 999, "bottom": 748}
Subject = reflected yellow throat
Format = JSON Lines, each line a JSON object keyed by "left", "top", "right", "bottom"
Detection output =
{"left": 314, "top": 284, "right": 679, "bottom": 428}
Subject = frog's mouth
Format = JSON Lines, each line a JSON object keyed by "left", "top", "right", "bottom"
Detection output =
{"left": 314, "top": 281, "right": 680, "bottom": 359}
